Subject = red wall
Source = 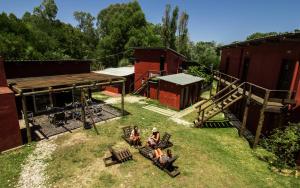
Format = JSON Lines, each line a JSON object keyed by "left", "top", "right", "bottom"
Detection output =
{"left": 220, "top": 42, "right": 300, "bottom": 135}
{"left": 133, "top": 48, "right": 186, "bottom": 93}
{"left": 149, "top": 82, "right": 158, "bottom": 99}
{"left": 159, "top": 81, "right": 181, "bottom": 110}
{"left": 103, "top": 74, "right": 134, "bottom": 94}
{"left": 4, "top": 60, "right": 91, "bottom": 79}
{"left": 0, "top": 57, "right": 7, "bottom": 86}
{"left": 0, "top": 58, "right": 22, "bottom": 151}
{"left": 221, "top": 42, "right": 300, "bottom": 91}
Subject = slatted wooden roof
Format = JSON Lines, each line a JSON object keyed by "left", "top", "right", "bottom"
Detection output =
{"left": 7, "top": 72, "right": 125, "bottom": 93}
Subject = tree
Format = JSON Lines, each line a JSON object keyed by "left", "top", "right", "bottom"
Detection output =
{"left": 177, "top": 11, "right": 189, "bottom": 57}
{"left": 96, "top": 1, "right": 160, "bottom": 67}
{"left": 33, "top": 0, "right": 58, "bottom": 21}
{"left": 170, "top": 6, "right": 179, "bottom": 50}
{"left": 246, "top": 32, "right": 278, "bottom": 40}
{"left": 161, "top": 4, "right": 171, "bottom": 48}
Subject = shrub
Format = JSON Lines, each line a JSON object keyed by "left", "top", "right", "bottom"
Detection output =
{"left": 262, "top": 123, "right": 300, "bottom": 169}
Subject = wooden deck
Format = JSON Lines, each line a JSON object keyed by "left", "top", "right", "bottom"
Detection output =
{"left": 214, "top": 75, "right": 285, "bottom": 113}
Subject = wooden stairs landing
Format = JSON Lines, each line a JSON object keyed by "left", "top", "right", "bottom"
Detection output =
{"left": 202, "top": 120, "right": 233, "bottom": 128}
{"left": 194, "top": 86, "right": 244, "bottom": 127}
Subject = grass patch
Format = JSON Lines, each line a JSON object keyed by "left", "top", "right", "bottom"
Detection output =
{"left": 44, "top": 101, "right": 300, "bottom": 187}
{"left": 92, "top": 92, "right": 110, "bottom": 100}
{"left": 0, "top": 144, "right": 35, "bottom": 188}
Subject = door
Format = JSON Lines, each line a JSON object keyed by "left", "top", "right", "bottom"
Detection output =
{"left": 241, "top": 58, "right": 250, "bottom": 82}
{"left": 276, "top": 59, "right": 295, "bottom": 90}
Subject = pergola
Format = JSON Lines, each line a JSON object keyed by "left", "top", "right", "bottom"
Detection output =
{"left": 7, "top": 72, "right": 126, "bottom": 142}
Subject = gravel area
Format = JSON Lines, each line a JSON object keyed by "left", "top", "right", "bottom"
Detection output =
{"left": 17, "top": 140, "right": 57, "bottom": 188}
{"left": 105, "top": 95, "right": 147, "bottom": 104}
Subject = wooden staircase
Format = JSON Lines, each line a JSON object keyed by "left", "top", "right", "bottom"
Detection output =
{"left": 133, "top": 80, "right": 149, "bottom": 95}
{"left": 194, "top": 82, "right": 245, "bottom": 127}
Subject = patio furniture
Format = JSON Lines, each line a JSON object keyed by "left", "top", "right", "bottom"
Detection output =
{"left": 121, "top": 126, "right": 142, "bottom": 146}
{"left": 155, "top": 132, "right": 173, "bottom": 149}
{"left": 49, "top": 111, "right": 67, "bottom": 127}
{"left": 138, "top": 146, "right": 180, "bottom": 177}
{"left": 103, "top": 147, "right": 133, "bottom": 167}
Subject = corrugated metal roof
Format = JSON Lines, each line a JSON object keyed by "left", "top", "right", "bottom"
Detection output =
{"left": 93, "top": 66, "right": 134, "bottom": 77}
{"left": 158, "top": 73, "right": 204, "bottom": 85}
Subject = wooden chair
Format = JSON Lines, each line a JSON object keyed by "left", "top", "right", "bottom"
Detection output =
{"left": 50, "top": 112, "right": 67, "bottom": 127}
{"left": 156, "top": 132, "right": 173, "bottom": 149}
{"left": 121, "top": 126, "right": 142, "bottom": 146}
{"left": 103, "top": 147, "right": 133, "bottom": 167}
{"left": 153, "top": 156, "right": 180, "bottom": 177}
{"left": 138, "top": 146, "right": 180, "bottom": 177}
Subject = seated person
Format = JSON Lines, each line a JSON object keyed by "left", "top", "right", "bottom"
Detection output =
{"left": 147, "top": 127, "right": 160, "bottom": 148}
{"left": 130, "top": 126, "right": 141, "bottom": 146}
{"left": 153, "top": 148, "right": 172, "bottom": 165}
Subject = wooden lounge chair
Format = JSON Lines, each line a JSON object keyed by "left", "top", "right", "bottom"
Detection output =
{"left": 121, "top": 126, "right": 141, "bottom": 146}
{"left": 138, "top": 146, "right": 180, "bottom": 177}
{"left": 156, "top": 132, "right": 173, "bottom": 149}
{"left": 153, "top": 156, "right": 180, "bottom": 177}
{"left": 103, "top": 147, "right": 133, "bottom": 167}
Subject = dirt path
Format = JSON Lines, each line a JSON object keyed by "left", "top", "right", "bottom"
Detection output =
{"left": 17, "top": 139, "right": 57, "bottom": 188}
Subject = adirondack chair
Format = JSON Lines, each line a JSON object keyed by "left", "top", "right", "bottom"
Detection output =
{"left": 121, "top": 126, "right": 141, "bottom": 146}
{"left": 138, "top": 146, "right": 180, "bottom": 177}
{"left": 103, "top": 147, "right": 133, "bottom": 167}
{"left": 155, "top": 132, "right": 173, "bottom": 149}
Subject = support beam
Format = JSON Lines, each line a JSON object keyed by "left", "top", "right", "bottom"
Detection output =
{"left": 32, "top": 89, "right": 37, "bottom": 113}
{"left": 240, "top": 85, "right": 252, "bottom": 137}
{"left": 72, "top": 84, "right": 76, "bottom": 104}
{"left": 22, "top": 95, "right": 32, "bottom": 143}
{"left": 49, "top": 87, "right": 53, "bottom": 107}
{"left": 80, "top": 89, "right": 86, "bottom": 127}
{"left": 253, "top": 90, "right": 270, "bottom": 148}
{"left": 121, "top": 80, "right": 125, "bottom": 116}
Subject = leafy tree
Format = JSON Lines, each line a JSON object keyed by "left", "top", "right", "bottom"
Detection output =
{"left": 177, "top": 11, "right": 189, "bottom": 57}
{"left": 170, "top": 6, "right": 179, "bottom": 50}
{"left": 190, "top": 41, "right": 220, "bottom": 69}
{"left": 161, "top": 4, "right": 171, "bottom": 48}
{"left": 33, "top": 0, "right": 58, "bottom": 21}
{"left": 96, "top": 1, "right": 161, "bottom": 67}
{"left": 246, "top": 32, "right": 278, "bottom": 40}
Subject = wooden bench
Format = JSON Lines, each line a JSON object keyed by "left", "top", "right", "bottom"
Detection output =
{"left": 103, "top": 147, "right": 133, "bottom": 167}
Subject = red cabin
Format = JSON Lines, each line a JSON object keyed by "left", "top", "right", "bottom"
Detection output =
{"left": 219, "top": 32, "right": 300, "bottom": 135}
{"left": 133, "top": 47, "right": 187, "bottom": 94}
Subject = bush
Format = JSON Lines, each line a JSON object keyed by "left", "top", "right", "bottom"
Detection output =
{"left": 262, "top": 123, "right": 300, "bottom": 169}
{"left": 187, "top": 65, "right": 213, "bottom": 86}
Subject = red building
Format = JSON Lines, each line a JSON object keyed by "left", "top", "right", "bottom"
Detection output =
{"left": 219, "top": 32, "right": 300, "bottom": 135}
{"left": 0, "top": 57, "right": 22, "bottom": 151}
{"left": 94, "top": 66, "right": 134, "bottom": 94}
{"left": 133, "top": 47, "right": 187, "bottom": 94}
{"left": 155, "top": 73, "right": 203, "bottom": 110}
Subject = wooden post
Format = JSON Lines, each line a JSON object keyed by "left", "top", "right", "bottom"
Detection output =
{"left": 121, "top": 80, "right": 125, "bottom": 116}
{"left": 49, "top": 87, "right": 54, "bottom": 107}
{"left": 72, "top": 84, "right": 76, "bottom": 104}
{"left": 22, "top": 95, "right": 32, "bottom": 143}
{"left": 32, "top": 89, "right": 37, "bottom": 113}
{"left": 80, "top": 89, "right": 86, "bottom": 127}
{"left": 253, "top": 90, "right": 270, "bottom": 148}
{"left": 240, "top": 85, "right": 252, "bottom": 137}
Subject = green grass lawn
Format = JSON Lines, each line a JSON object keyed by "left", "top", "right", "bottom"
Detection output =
{"left": 0, "top": 144, "right": 34, "bottom": 188}
{"left": 1, "top": 92, "right": 299, "bottom": 187}
{"left": 44, "top": 102, "right": 299, "bottom": 187}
